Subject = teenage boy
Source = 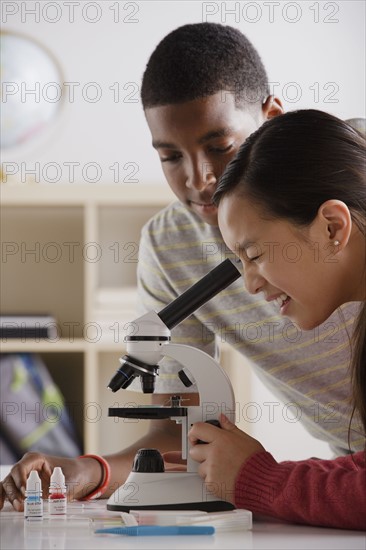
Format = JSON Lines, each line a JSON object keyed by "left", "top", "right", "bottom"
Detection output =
{"left": 0, "top": 23, "right": 360, "bottom": 508}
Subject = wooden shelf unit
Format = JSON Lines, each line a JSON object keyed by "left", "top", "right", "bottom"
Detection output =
{"left": 0, "top": 183, "right": 175, "bottom": 453}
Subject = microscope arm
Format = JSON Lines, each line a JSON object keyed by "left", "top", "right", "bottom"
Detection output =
{"left": 161, "top": 343, "right": 235, "bottom": 470}
{"left": 161, "top": 343, "right": 235, "bottom": 420}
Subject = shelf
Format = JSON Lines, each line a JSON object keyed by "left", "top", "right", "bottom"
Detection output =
{"left": 0, "top": 338, "right": 88, "bottom": 352}
{"left": 1, "top": 183, "right": 175, "bottom": 455}
{"left": 0, "top": 183, "right": 176, "bottom": 206}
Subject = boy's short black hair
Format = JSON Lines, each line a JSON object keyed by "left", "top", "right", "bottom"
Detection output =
{"left": 141, "top": 23, "right": 269, "bottom": 110}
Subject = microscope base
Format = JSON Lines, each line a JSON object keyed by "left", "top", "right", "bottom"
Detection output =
{"left": 107, "top": 501, "right": 234, "bottom": 512}
{"left": 106, "top": 471, "right": 234, "bottom": 512}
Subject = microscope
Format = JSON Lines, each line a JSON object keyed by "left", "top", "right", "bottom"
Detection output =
{"left": 106, "top": 259, "right": 241, "bottom": 512}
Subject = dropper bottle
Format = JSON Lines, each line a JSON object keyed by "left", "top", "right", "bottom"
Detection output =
{"left": 48, "top": 466, "right": 67, "bottom": 516}
{"left": 49, "top": 467, "right": 67, "bottom": 515}
{"left": 24, "top": 470, "right": 43, "bottom": 520}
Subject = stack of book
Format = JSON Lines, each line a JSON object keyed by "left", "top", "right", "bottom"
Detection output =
{"left": 91, "top": 287, "right": 139, "bottom": 343}
{"left": 0, "top": 314, "right": 58, "bottom": 340}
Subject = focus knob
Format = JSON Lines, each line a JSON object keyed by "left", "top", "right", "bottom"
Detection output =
{"left": 132, "top": 448, "right": 165, "bottom": 473}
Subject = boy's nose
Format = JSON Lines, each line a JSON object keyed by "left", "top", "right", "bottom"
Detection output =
{"left": 186, "top": 160, "right": 216, "bottom": 190}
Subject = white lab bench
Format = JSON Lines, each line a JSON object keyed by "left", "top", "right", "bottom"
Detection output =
{"left": 1, "top": 466, "right": 365, "bottom": 549}
{"left": 0, "top": 499, "right": 365, "bottom": 550}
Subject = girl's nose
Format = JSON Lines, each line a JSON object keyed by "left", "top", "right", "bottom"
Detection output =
{"left": 243, "top": 267, "right": 265, "bottom": 295}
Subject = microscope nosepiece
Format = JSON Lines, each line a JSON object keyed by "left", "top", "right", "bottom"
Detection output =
{"left": 108, "top": 364, "right": 135, "bottom": 392}
{"left": 108, "top": 355, "right": 159, "bottom": 393}
{"left": 140, "top": 374, "right": 156, "bottom": 393}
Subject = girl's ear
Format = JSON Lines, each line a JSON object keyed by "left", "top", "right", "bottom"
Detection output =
{"left": 318, "top": 200, "right": 352, "bottom": 252}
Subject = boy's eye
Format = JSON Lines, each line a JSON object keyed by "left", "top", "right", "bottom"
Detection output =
{"left": 209, "top": 144, "right": 234, "bottom": 154}
{"left": 160, "top": 153, "right": 182, "bottom": 163}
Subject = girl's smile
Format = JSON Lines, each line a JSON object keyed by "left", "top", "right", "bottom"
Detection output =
{"left": 218, "top": 194, "right": 363, "bottom": 330}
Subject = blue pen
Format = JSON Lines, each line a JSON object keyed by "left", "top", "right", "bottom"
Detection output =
{"left": 95, "top": 525, "right": 215, "bottom": 536}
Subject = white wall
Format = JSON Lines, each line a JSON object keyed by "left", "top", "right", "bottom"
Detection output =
{"left": 2, "top": 1, "right": 365, "bottom": 461}
{"left": 2, "top": 1, "right": 365, "bottom": 184}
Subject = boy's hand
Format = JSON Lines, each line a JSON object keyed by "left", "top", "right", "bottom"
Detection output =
{"left": 0, "top": 452, "right": 53, "bottom": 511}
{"left": 0, "top": 452, "right": 101, "bottom": 511}
{"left": 162, "top": 451, "right": 187, "bottom": 471}
{"left": 188, "top": 414, "right": 265, "bottom": 503}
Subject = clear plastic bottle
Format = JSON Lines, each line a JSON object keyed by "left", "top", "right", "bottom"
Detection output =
{"left": 49, "top": 467, "right": 67, "bottom": 515}
{"left": 24, "top": 470, "right": 43, "bottom": 520}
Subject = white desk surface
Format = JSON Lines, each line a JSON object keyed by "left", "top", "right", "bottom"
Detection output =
{"left": 0, "top": 500, "right": 365, "bottom": 550}
{"left": 1, "top": 467, "right": 365, "bottom": 549}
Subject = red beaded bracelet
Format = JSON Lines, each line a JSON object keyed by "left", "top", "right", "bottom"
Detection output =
{"left": 78, "top": 454, "right": 111, "bottom": 500}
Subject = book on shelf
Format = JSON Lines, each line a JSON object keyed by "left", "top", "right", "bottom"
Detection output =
{"left": 94, "top": 287, "right": 137, "bottom": 309}
{"left": 92, "top": 287, "right": 139, "bottom": 343}
{"left": 0, "top": 314, "right": 59, "bottom": 340}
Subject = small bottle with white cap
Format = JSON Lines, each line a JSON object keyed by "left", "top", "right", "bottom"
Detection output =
{"left": 49, "top": 467, "right": 67, "bottom": 515}
{"left": 24, "top": 470, "right": 43, "bottom": 520}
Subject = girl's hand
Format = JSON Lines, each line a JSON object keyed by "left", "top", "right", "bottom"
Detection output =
{"left": 188, "top": 414, "right": 265, "bottom": 503}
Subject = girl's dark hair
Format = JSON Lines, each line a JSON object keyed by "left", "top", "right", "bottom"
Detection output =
{"left": 214, "top": 109, "right": 366, "bottom": 435}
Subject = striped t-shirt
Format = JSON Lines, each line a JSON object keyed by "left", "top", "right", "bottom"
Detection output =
{"left": 136, "top": 201, "right": 363, "bottom": 455}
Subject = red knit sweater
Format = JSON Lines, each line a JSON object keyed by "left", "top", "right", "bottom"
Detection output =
{"left": 235, "top": 450, "right": 366, "bottom": 530}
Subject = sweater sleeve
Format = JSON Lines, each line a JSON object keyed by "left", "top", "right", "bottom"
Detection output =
{"left": 235, "top": 450, "right": 366, "bottom": 530}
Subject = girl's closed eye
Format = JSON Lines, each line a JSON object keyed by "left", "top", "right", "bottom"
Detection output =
{"left": 248, "top": 254, "right": 262, "bottom": 262}
{"left": 245, "top": 245, "right": 262, "bottom": 262}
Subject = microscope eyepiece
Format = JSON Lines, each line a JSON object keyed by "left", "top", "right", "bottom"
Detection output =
{"left": 158, "top": 259, "right": 241, "bottom": 330}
